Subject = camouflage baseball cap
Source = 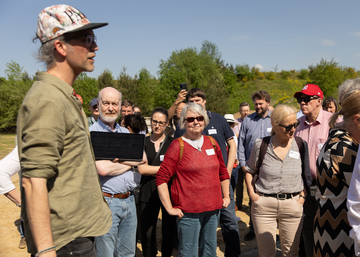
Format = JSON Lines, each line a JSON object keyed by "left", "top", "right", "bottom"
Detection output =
{"left": 37, "top": 5, "right": 108, "bottom": 44}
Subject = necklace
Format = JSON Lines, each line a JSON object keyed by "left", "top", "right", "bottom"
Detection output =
{"left": 182, "top": 136, "right": 204, "bottom": 152}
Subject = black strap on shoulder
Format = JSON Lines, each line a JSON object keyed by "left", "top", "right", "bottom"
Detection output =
{"left": 256, "top": 136, "right": 271, "bottom": 171}
{"left": 294, "top": 136, "right": 310, "bottom": 195}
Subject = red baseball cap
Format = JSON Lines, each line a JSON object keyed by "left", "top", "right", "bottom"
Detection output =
{"left": 294, "top": 84, "right": 323, "bottom": 99}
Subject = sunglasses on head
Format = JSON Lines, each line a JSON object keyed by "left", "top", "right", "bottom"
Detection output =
{"left": 296, "top": 96, "right": 319, "bottom": 104}
{"left": 279, "top": 120, "right": 300, "bottom": 131}
{"left": 186, "top": 116, "right": 204, "bottom": 123}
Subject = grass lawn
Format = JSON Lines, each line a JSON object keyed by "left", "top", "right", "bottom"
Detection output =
{"left": 0, "top": 134, "right": 16, "bottom": 159}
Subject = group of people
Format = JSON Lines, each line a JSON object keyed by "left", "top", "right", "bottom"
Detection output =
{"left": 2, "top": 3, "right": 360, "bottom": 257}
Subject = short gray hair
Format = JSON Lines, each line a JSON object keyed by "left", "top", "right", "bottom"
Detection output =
{"left": 33, "top": 35, "right": 67, "bottom": 69}
{"left": 179, "top": 103, "right": 209, "bottom": 129}
{"left": 338, "top": 78, "right": 360, "bottom": 106}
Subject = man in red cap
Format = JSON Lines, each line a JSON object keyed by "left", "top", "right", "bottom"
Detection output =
{"left": 293, "top": 84, "right": 332, "bottom": 257}
{"left": 17, "top": 5, "right": 111, "bottom": 257}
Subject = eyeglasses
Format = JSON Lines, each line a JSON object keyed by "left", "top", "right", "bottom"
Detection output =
{"left": 296, "top": 96, "right": 319, "bottom": 104}
{"left": 134, "top": 112, "right": 141, "bottom": 115}
{"left": 92, "top": 105, "right": 97, "bottom": 109}
{"left": 67, "top": 34, "right": 97, "bottom": 47}
{"left": 151, "top": 119, "right": 167, "bottom": 127}
{"left": 279, "top": 120, "right": 300, "bottom": 131}
{"left": 186, "top": 116, "right": 205, "bottom": 123}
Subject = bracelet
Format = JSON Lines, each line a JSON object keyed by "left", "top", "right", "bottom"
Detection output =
{"left": 299, "top": 195, "right": 306, "bottom": 200}
{"left": 35, "top": 246, "right": 56, "bottom": 257}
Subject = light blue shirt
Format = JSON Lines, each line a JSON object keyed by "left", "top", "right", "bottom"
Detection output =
{"left": 237, "top": 111, "right": 272, "bottom": 167}
{"left": 89, "top": 119, "right": 136, "bottom": 194}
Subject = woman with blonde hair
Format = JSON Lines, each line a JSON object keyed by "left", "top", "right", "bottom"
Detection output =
{"left": 315, "top": 90, "right": 360, "bottom": 257}
{"left": 245, "top": 104, "right": 311, "bottom": 257}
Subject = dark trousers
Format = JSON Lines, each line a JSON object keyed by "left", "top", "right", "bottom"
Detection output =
{"left": 31, "top": 237, "right": 95, "bottom": 257}
{"left": 220, "top": 186, "right": 241, "bottom": 257}
{"left": 138, "top": 201, "right": 176, "bottom": 257}
{"left": 301, "top": 185, "right": 318, "bottom": 257}
{"left": 235, "top": 166, "right": 245, "bottom": 207}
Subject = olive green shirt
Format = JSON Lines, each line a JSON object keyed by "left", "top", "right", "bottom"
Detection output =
{"left": 17, "top": 72, "right": 112, "bottom": 254}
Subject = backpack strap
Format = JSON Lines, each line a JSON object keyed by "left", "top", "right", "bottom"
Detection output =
{"left": 205, "top": 135, "right": 217, "bottom": 152}
{"left": 256, "top": 136, "right": 271, "bottom": 171}
{"left": 294, "top": 136, "right": 310, "bottom": 196}
{"left": 177, "top": 137, "right": 185, "bottom": 164}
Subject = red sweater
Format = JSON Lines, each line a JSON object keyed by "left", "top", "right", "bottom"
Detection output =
{"left": 156, "top": 136, "right": 230, "bottom": 213}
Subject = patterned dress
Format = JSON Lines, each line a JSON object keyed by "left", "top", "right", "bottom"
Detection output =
{"left": 315, "top": 129, "right": 359, "bottom": 257}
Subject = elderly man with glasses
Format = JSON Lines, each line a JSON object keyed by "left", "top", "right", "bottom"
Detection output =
{"left": 293, "top": 84, "right": 333, "bottom": 257}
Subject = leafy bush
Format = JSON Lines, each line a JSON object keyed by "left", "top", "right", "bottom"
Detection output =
{"left": 266, "top": 71, "right": 276, "bottom": 80}
{"left": 298, "top": 69, "right": 309, "bottom": 80}
{"left": 280, "top": 70, "right": 290, "bottom": 79}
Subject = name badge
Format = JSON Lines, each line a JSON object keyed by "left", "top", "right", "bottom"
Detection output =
{"left": 160, "top": 155, "right": 164, "bottom": 162}
{"left": 206, "top": 149, "right": 215, "bottom": 155}
{"left": 318, "top": 143, "right": 324, "bottom": 151}
{"left": 289, "top": 150, "right": 300, "bottom": 159}
{"left": 267, "top": 127, "right": 272, "bottom": 133}
{"left": 208, "top": 129, "right": 217, "bottom": 135}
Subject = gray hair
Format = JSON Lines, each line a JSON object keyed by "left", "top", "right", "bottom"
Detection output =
{"left": 179, "top": 103, "right": 209, "bottom": 129}
{"left": 338, "top": 78, "right": 360, "bottom": 106}
{"left": 33, "top": 34, "right": 67, "bottom": 69}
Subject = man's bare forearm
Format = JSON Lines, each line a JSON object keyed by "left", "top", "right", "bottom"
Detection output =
{"left": 22, "top": 177, "right": 55, "bottom": 255}
{"left": 95, "top": 160, "right": 132, "bottom": 176}
{"left": 226, "top": 138, "right": 236, "bottom": 176}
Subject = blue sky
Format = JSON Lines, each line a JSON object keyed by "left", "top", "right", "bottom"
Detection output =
{"left": 1, "top": 0, "right": 360, "bottom": 79}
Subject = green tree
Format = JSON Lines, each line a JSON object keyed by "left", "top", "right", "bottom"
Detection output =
{"left": 73, "top": 72, "right": 99, "bottom": 117}
{"left": 97, "top": 68, "right": 115, "bottom": 89}
{"left": 200, "top": 40, "right": 222, "bottom": 64}
{"left": 5, "top": 60, "right": 24, "bottom": 81}
{"left": 137, "top": 68, "right": 158, "bottom": 116}
{"left": 156, "top": 46, "right": 228, "bottom": 114}
{"left": 308, "top": 58, "right": 344, "bottom": 97}
{"left": 117, "top": 66, "right": 139, "bottom": 104}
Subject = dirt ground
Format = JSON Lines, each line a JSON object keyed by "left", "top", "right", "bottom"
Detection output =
{"left": 0, "top": 149, "right": 258, "bottom": 257}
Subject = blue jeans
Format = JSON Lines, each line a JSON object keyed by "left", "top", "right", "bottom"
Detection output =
{"left": 176, "top": 209, "right": 220, "bottom": 257}
{"left": 230, "top": 166, "right": 239, "bottom": 192}
{"left": 220, "top": 186, "right": 241, "bottom": 256}
{"left": 95, "top": 195, "right": 137, "bottom": 257}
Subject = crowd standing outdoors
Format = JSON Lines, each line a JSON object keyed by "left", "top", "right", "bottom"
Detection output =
{"left": 3, "top": 3, "right": 360, "bottom": 257}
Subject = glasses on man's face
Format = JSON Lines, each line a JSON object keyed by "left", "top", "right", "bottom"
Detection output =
{"left": 92, "top": 105, "right": 97, "bottom": 109}
{"left": 151, "top": 119, "right": 166, "bottom": 127}
{"left": 279, "top": 120, "right": 300, "bottom": 131}
{"left": 67, "top": 34, "right": 96, "bottom": 47}
{"left": 186, "top": 116, "right": 205, "bottom": 123}
{"left": 296, "top": 96, "right": 319, "bottom": 104}
{"left": 134, "top": 112, "right": 141, "bottom": 115}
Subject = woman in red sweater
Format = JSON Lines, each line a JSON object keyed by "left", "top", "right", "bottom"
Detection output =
{"left": 156, "top": 103, "right": 230, "bottom": 257}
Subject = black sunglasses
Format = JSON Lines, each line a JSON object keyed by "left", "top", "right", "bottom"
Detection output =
{"left": 67, "top": 34, "right": 97, "bottom": 47}
{"left": 186, "top": 116, "right": 204, "bottom": 123}
{"left": 296, "top": 96, "right": 319, "bottom": 104}
{"left": 279, "top": 120, "right": 300, "bottom": 131}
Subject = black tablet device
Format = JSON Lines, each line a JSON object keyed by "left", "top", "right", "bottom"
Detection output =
{"left": 90, "top": 131, "right": 145, "bottom": 161}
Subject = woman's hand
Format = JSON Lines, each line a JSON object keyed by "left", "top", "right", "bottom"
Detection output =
{"left": 168, "top": 207, "right": 184, "bottom": 219}
{"left": 297, "top": 195, "right": 306, "bottom": 205}
{"left": 249, "top": 192, "right": 260, "bottom": 202}
{"left": 222, "top": 197, "right": 231, "bottom": 208}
